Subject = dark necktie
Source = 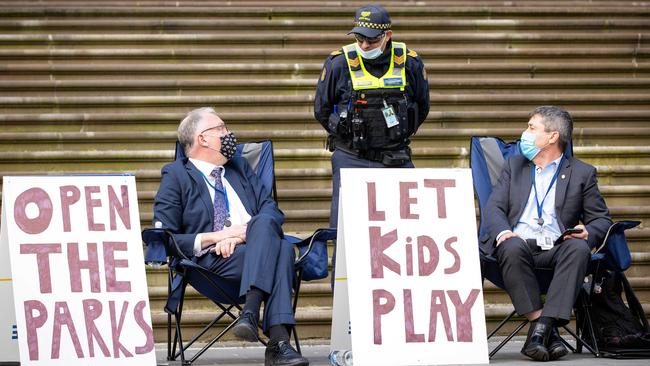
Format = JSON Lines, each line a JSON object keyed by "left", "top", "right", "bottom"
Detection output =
{"left": 197, "top": 167, "right": 227, "bottom": 257}
{"left": 210, "top": 167, "right": 228, "bottom": 231}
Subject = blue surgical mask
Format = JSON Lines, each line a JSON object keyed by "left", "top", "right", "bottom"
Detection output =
{"left": 356, "top": 44, "right": 383, "bottom": 60}
{"left": 520, "top": 131, "right": 540, "bottom": 161}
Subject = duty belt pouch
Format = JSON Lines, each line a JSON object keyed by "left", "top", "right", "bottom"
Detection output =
{"left": 381, "top": 150, "right": 410, "bottom": 166}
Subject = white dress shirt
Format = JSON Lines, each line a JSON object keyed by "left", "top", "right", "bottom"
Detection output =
{"left": 189, "top": 158, "right": 252, "bottom": 255}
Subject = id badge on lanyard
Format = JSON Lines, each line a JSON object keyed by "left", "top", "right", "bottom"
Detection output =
{"left": 535, "top": 228, "right": 554, "bottom": 251}
{"left": 382, "top": 99, "right": 399, "bottom": 128}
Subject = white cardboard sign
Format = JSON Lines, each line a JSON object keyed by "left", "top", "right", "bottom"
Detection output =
{"left": 1, "top": 175, "right": 156, "bottom": 366}
{"left": 338, "top": 168, "right": 488, "bottom": 366}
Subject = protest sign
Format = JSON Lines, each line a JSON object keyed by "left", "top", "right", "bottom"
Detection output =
{"left": 2, "top": 175, "right": 155, "bottom": 366}
{"left": 0, "top": 205, "right": 19, "bottom": 362}
{"left": 335, "top": 168, "right": 488, "bottom": 365}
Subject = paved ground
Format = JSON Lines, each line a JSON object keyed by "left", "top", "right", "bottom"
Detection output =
{"left": 154, "top": 337, "right": 649, "bottom": 365}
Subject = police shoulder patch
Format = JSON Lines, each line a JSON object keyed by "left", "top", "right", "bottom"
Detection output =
{"left": 407, "top": 49, "right": 418, "bottom": 58}
{"left": 330, "top": 49, "right": 343, "bottom": 56}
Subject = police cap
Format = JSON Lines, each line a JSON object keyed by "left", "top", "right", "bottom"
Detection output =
{"left": 347, "top": 4, "right": 391, "bottom": 39}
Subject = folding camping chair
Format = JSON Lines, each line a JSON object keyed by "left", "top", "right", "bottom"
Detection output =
{"left": 142, "top": 140, "right": 336, "bottom": 365}
{"left": 469, "top": 136, "right": 638, "bottom": 358}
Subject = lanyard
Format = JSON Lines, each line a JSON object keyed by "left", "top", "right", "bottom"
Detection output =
{"left": 200, "top": 172, "right": 230, "bottom": 214}
{"left": 531, "top": 155, "right": 564, "bottom": 226}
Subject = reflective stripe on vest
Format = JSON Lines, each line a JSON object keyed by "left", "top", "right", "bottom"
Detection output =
{"left": 343, "top": 41, "right": 407, "bottom": 91}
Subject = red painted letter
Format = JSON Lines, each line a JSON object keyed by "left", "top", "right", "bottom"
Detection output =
{"left": 404, "top": 289, "right": 425, "bottom": 343}
{"left": 367, "top": 182, "right": 385, "bottom": 221}
{"left": 51, "top": 301, "right": 84, "bottom": 359}
{"left": 428, "top": 290, "right": 453, "bottom": 342}
{"left": 134, "top": 300, "right": 155, "bottom": 354}
{"left": 444, "top": 236, "right": 461, "bottom": 274}
{"left": 417, "top": 235, "right": 439, "bottom": 276}
{"left": 14, "top": 188, "right": 53, "bottom": 235}
{"left": 20, "top": 244, "right": 61, "bottom": 293}
{"left": 24, "top": 300, "right": 48, "bottom": 361}
{"left": 399, "top": 181, "right": 419, "bottom": 219}
{"left": 85, "top": 186, "right": 105, "bottom": 231}
{"left": 369, "top": 227, "right": 400, "bottom": 278}
{"left": 104, "top": 241, "right": 131, "bottom": 292}
{"left": 424, "top": 179, "right": 456, "bottom": 218}
{"left": 108, "top": 185, "right": 131, "bottom": 230}
{"left": 83, "top": 299, "right": 111, "bottom": 357}
{"left": 372, "top": 289, "right": 395, "bottom": 345}
{"left": 448, "top": 289, "right": 480, "bottom": 342}
{"left": 109, "top": 301, "right": 134, "bottom": 358}
{"left": 68, "top": 242, "right": 101, "bottom": 293}
{"left": 60, "top": 185, "right": 80, "bottom": 232}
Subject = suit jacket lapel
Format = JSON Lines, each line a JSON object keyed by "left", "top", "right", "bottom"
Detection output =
{"left": 554, "top": 157, "right": 572, "bottom": 228}
{"left": 514, "top": 161, "right": 534, "bottom": 220}
{"left": 224, "top": 165, "right": 254, "bottom": 215}
{"left": 185, "top": 160, "right": 214, "bottom": 223}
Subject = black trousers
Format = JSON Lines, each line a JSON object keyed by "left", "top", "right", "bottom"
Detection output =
{"left": 196, "top": 215, "right": 295, "bottom": 332}
{"left": 494, "top": 236, "right": 591, "bottom": 323}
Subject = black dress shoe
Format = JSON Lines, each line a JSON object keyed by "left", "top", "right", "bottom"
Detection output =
{"left": 547, "top": 327, "right": 569, "bottom": 361}
{"left": 232, "top": 310, "right": 259, "bottom": 342}
{"left": 521, "top": 321, "right": 551, "bottom": 361}
{"left": 264, "top": 340, "right": 309, "bottom": 366}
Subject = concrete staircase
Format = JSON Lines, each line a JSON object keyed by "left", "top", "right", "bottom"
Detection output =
{"left": 0, "top": 0, "right": 649, "bottom": 341}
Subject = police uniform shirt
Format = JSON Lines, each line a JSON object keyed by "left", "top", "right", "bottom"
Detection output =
{"left": 314, "top": 39, "right": 430, "bottom": 135}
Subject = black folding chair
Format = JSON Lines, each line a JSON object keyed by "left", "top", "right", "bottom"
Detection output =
{"left": 142, "top": 140, "right": 336, "bottom": 365}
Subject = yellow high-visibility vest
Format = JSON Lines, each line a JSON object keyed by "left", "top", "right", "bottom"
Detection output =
{"left": 342, "top": 41, "right": 407, "bottom": 91}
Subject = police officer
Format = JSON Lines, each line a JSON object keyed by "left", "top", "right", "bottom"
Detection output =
{"left": 314, "top": 4, "right": 430, "bottom": 230}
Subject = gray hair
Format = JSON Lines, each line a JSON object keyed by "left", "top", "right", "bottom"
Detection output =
{"left": 529, "top": 105, "right": 573, "bottom": 150}
{"left": 178, "top": 107, "right": 218, "bottom": 155}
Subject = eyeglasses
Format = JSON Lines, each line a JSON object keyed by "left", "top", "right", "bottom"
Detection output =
{"left": 200, "top": 124, "right": 228, "bottom": 135}
{"left": 354, "top": 32, "right": 385, "bottom": 45}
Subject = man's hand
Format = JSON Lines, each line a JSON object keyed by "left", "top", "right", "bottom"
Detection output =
{"left": 496, "top": 231, "right": 519, "bottom": 246}
{"left": 564, "top": 224, "right": 589, "bottom": 241}
{"left": 223, "top": 224, "right": 247, "bottom": 241}
{"left": 212, "top": 237, "right": 244, "bottom": 258}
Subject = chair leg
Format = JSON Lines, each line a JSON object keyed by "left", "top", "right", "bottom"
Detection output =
{"left": 562, "top": 325, "right": 599, "bottom": 357}
{"left": 488, "top": 310, "right": 518, "bottom": 339}
{"left": 489, "top": 319, "right": 528, "bottom": 358}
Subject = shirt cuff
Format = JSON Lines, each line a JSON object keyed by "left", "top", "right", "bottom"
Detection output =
{"left": 193, "top": 233, "right": 203, "bottom": 256}
{"left": 496, "top": 230, "right": 513, "bottom": 244}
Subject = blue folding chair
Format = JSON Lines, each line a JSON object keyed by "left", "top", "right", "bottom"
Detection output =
{"left": 469, "top": 136, "right": 639, "bottom": 358}
{"left": 142, "top": 140, "right": 336, "bottom": 365}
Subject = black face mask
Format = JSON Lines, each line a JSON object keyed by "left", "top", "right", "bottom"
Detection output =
{"left": 220, "top": 132, "right": 237, "bottom": 160}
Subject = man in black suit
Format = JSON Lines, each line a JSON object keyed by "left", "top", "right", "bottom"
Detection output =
{"left": 481, "top": 106, "right": 612, "bottom": 361}
{"left": 153, "top": 107, "right": 308, "bottom": 366}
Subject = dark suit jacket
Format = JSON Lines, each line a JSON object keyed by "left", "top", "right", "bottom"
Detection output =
{"left": 480, "top": 154, "right": 612, "bottom": 256}
{"left": 153, "top": 156, "right": 284, "bottom": 258}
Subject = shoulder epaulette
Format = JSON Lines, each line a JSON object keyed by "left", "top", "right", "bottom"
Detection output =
{"left": 407, "top": 49, "right": 418, "bottom": 58}
{"left": 330, "top": 49, "right": 343, "bottom": 56}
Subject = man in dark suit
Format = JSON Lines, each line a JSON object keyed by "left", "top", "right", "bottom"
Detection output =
{"left": 153, "top": 107, "right": 308, "bottom": 366}
{"left": 481, "top": 106, "right": 612, "bottom": 361}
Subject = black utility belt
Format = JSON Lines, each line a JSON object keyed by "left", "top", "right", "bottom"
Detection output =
{"left": 352, "top": 147, "right": 411, "bottom": 166}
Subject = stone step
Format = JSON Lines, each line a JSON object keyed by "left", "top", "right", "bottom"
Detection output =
{"left": 2, "top": 17, "right": 650, "bottom": 33}
{"left": 3, "top": 0, "right": 649, "bottom": 8}
{"left": 1, "top": 62, "right": 649, "bottom": 80}
{"left": 0, "top": 47, "right": 646, "bottom": 65}
{"left": 1, "top": 94, "right": 650, "bottom": 116}
{"left": 1, "top": 32, "right": 648, "bottom": 47}
{"left": 1, "top": 77, "right": 649, "bottom": 98}
{"left": 1, "top": 126, "right": 649, "bottom": 150}
{"left": 0, "top": 145, "right": 648, "bottom": 167}
{"left": 0, "top": 110, "right": 648, "bottom": 132}
{"left": 2, "top": 4, "right": 649, "bottom": 18}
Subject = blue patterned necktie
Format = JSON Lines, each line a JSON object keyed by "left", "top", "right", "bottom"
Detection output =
{"left": 210, "top": 167, "right": 228, "bottom": 231}
{"left": 197, "top": 166, "right": 227, "bottom": 257}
